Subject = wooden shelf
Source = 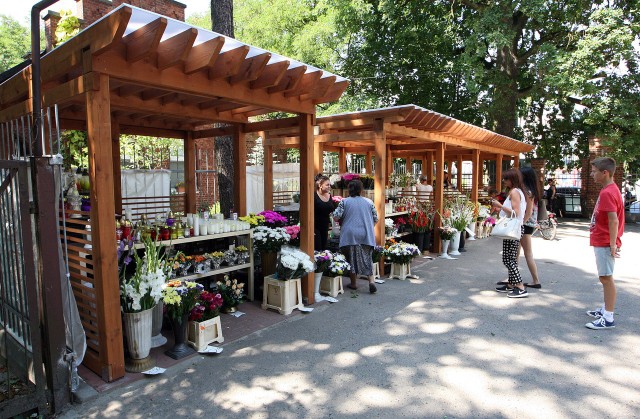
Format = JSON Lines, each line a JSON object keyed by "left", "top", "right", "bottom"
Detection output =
{"left": 386, "top": 231, "right": 412, "bottom": 240}
{"left": 386, "top": 211, "right": 408, "bottom": 217}
{"left": 133, "top": 229, "right": 253, "bottom": 249}
{"left": 176, "top": 262, "right": 252, "bottom": 282}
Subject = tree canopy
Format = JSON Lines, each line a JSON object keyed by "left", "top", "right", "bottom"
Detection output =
{"left": 0, "top": 15, "right": 31, "bottom": 73}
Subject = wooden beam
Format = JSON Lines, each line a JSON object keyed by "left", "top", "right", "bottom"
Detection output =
{"left": 123, "top": 17, "right": 167, "bottom": 63}
{"left": 284, "top": 70, "right": 322, "bottom": 98}
{"left": 373, "top": 119, "right": 386, "bottom": 251}
{"left": 315, "top": 142, "right": 323, "bottom": 174}
{"left": 250, "top": 61, "right": 290, "bottom": 90}
{"left": 112, "top": 119, "right": 122, "bottom": 215}
{"left": 119, "top": 124, "right": 185, "bottom": 139}
{"left": 299, "top": 113, "right": 315, "bottom": 304}
{"left": 366, "top": 151, "right": 373, "bottom": 174}
{"left": 267, "top": 66, "right": 306, "bottom": 94}
{"left": 456, "top": 155, "right": 463, "bottom": 192}
{"left": 209, "top": 45, "right": 250, "bottom": 80}
{"left": 42, "top": 73, "right": 98, "bottom": 108}
{"left": 264, "top": 137, "right": 273, "bottom": 211}
{"left": 300, "top": 75, "right": 335, "bottom": 101}
{"left": 233, "top": 126, "right": 247, "bottom": 216}
{"left": 427, "top": 151, "right": 434, "bottom": 184}
{"left": 185, "top": 132, "right": 196, "bottom": 213}
{"left": 389, "top": 143, "right": 438, "bottom": 151}
{"left": 85, "top": 73, "right": 124, "bottom": 381}
{"left": 157, "top": 28, "right": 198, "bottom": 70}
{"left": 193, "top": 126, "right": 234, "bottom": 139}
{"left": 471, "top": 149, "right": 480, "bottom": 203}
{"left": 94, "top": 52, "right": 315, "bottom": 115}
{"left": 229, "top": 52, "right": 271, "bottom": 85}
{"left": 315, "top": 79, "right": 349, "bottom": 104}
{"left": 184, "top": 37, "right": 225, "bottom": 74}
{"left": 338, "top": 148, "right": 347, "bottom": 173}
{"left": 495, "top": 154, "right": 503, "bottom": 191}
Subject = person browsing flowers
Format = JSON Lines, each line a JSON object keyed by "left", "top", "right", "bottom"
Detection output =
{"left": 314, "top": 173, "right": 336, "bottom": 251}
{"left": 492, "top": 169, "right": 528, "bottom": 298}
{"left": 332, "top": 179, "right": 379, "bottom": 294}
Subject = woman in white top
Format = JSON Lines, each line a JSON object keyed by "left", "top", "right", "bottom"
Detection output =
{"left": 415, "top": 175, "right": 433, "bottom": 200}
{"left": 491, "top": 169, "right": 528, "bottom": 298}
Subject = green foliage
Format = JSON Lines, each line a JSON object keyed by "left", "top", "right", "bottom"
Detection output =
{"left": 119, "top": 135, "right": 182, "bottom": 170}
{"left": 0, "top": 15, "right": 31, "bottom": 72}
{"left": 55, "top": 10, "right": 81, "bottom": 45}
{"left": 61, "top": 130, "right": 88, "bottom": 170}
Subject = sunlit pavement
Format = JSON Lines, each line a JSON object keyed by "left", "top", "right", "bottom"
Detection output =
{"left": 58, "top": 220, "right": 640, "bottom": 418}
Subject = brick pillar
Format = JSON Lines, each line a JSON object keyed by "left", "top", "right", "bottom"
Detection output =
{"left": 43, "top": 11, "right": 61, "bottom": 52}
{"left": 530, "top": 158, "right": 546, "bottom": 196}
{"left": 582, "top": 137, "right": 624, "bottom": 217}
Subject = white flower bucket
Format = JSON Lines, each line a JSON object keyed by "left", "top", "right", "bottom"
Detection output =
{"left": 124, "top": 307, "right": 154, "bottom": 359}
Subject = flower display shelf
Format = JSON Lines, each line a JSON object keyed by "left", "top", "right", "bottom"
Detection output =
{"left": 261, "top": 274, "right": 305, "bottom": 315}
{"left": 188, "top": 316, "right": 224, "bottom": 351}
{"left": 389, "top": 262, "right": 419, "bottom": 280}
{"left": 132, "top": 230, "right": 255, "bottom": 300}
{"left": 320, "top": 276, "right": 344, "bottom": 298}
{"left": 359, "top": 262, "right": 380, "bottom": 280}
{"left": 384, "top": 210, "right": 411, "bottom": 240}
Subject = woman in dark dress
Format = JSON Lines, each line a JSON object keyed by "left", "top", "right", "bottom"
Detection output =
{"left": 314, "top": 174, "right": 336, "bottom": 251}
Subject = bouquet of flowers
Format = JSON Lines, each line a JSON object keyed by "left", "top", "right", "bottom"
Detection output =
{"left": 329, "top": 173, "right": 343, "bottom": 189}
{"left": 325, "top": 253, "right": 351, "bottom": 277}
{"left": 285, "top": 225, "right": 301, "bottom": 247}
{"left": 384, "top": 218, "right": 395, "bottom": 235}
{"left": 276, "top": 246, "right": 314, "bottom": 280}
{"left": 446, "top": 195, "right": 475, "bottom": 231}
{"left": 477, "top": 205, "right": 491, "bottom": 220}
{"left": 162, "top": 280, "right": 204, "bottom": 322}
{"left": 483, "top": 216, "right": 496, "bottom": 226}
{"left": 206, "top": 251, "right": 225, "bottom": 270}
{"left": 342, "top": 173, "right": 360, "bottom": 187}
{"left": 119, "top": 235, "right": 167, "bottom": 313}
{"left": 372, "top": 245, "right": 385, "bottom": 263}
{"left": 360, "top": 174, "right": 374, "bottom": 190}
{"left": 239, "top": 213, "right": 265, "bottom": 227}
{"left": 216, "top": 275, "right": 245, "bottom": 309}
{"left": 257, "top": 210, "right": 288, "bottom": 227}
{"left": 408, "top": 211, "right": 432, "bottom": 232}
{"left": 314, "top": 250, "right": 333, "bottom": 273}
{"left": 384, "top": 241, "right": 420, "bottom": 264}
{"left": 235, "top": 245, "right": 249, "bottom": 264}
{"left": 439, "top": 225, "right": 458, "bottom": 240}
{"left": 389, "top": 172, "right": 417, "bottom": 188}
{"left": 188, "top": 290, "right": 224, "bottom": 322}
{"left": 253, "top": 226, "right": 291, "bottom": 253}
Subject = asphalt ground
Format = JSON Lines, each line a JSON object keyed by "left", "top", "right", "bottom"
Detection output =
{"left": 57, "top": 219, "right": 640, "bottom": 418}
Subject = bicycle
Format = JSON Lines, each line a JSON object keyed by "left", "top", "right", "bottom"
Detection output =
{"left": 534, "top": 212, "right": 558, "bottom": 240}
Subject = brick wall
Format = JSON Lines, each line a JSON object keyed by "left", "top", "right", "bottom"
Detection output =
{"left": 43, "top": 11, "right": 61, "bottom": 52}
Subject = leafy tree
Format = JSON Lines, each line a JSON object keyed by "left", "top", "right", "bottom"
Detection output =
{"left": 55, "top": 10, "right": 81, "bottom": 45}
{"left": 0, "top": 15, "right": 31, "bottom": 73}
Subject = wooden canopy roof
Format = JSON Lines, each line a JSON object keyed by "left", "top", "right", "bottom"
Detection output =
{"left": 0, "top": 4, "right": 349, "bottom": 131}
{"left": 260, "top": 105, "right": 534, "bottom": 157}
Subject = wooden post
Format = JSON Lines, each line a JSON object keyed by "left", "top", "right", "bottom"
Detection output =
{"left": 471, "top": 149, "right": 480, "bottom": 203}
{"left": 427, "top": 152, "right": 434, "bottom": 184}
{"left": 514, "top": 155, "right": 520, "bottom": 169}
{"left": 299, "top": 113, "right": 315, "bottom": 304}
{"left": 184, "top": 131, "right": 196, "bottom": 213}
{"left": 314, "top": 142, "right": 323, "bottom": 175}
{"left": 338, "top": 147, "right": 347, "bottom": 173}
{"left": 365, "top": 151, "right": 373, "bottom": 174}
{"left": 85, "top": 73, "right": 124, "bottom": 381}
{"left": 111, "top": 119, "right": 122, "bottom": 215}
{"left": 373, "top": 119, "right": 386, "bottom": 274}
{"left": 421, "top": 154, "right": 427, "bottom": 177}
{"left": 233, "top": 125, "right": 247, "bottom": 216}
{"left": 264, "top": 133, "right": 273, "bottom": 211}
{"left": 386, "top": 145, "right": 393, "bottom": 185}
{"left": 495, "top": 154, "right": 503, "bottom": 191}
{"left": 433, "top": 143, "right": 445, "bottom": 254}
{"left": 405, "top": 156, "right": 412, "bottom": 174}
{"left": 456, "top": 155, "right": 463, "bottom": 191}
{"left": 477, "top": 156, "right": 484, "bottom": 191}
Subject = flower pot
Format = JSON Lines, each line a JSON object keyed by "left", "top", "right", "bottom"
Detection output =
{"left": 449, "top": 229, "right": 461, "bottom": 255}
{"left": 320, "top": 276, "right": 344, "bottom": 298}
{"left": 414, "top": 232, "right": 425, "bottom": 252}
{"left": 188, "top": 316, "right": 224, "bottom": 351}
{"left": 123, "top": 307, "right": 154, "bottom": 360}
{"left": 151, "top": 301, "right": 167, "bottom": 348}
{"left": 165, "top": 313, "right": 196, "bottom": 360}
{"left": 458, "top": 230, "right": 466, "bottom": 252}
{"left": 261, "top": 275, "right": 305, "bottom": 315}
{"left": 390, "top": 262, "right": 415, "bottom": 280}
{"left": 439, "top": 239, "right": 456, "bottom": 259}
{"left": 261, "top": 251, "right": 278, "bottom": 276}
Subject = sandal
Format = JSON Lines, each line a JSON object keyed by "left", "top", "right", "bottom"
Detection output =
{"left": 524, "top": 283, "right": 542, "bottom": 289}
{"left": 496, "top": 280, "right": 509, "bottom": 286}
{"left": 369, "top": 283, "right": 377, "bottom": 294}
{"left": 346, "top": 284, "right": 358, "bottom": 290}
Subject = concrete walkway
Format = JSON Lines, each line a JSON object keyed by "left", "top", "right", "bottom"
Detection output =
{"left": 58, "top": 220, "right": 640, "bottom": 418}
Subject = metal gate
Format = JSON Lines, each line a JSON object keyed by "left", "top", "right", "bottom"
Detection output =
{"left": 0, "top": 112, "right": 69, "bottom": 416}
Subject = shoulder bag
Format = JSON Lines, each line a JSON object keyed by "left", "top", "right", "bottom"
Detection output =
{"left": 491, "top": 212, "right": 522, "bottom": 240}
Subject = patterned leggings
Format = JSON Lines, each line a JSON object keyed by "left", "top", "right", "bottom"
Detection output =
{"left": 502, "top": 238, "right": 522, "bottom": 285}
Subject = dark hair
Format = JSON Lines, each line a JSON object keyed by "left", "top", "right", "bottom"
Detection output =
{"left": 348, "top": 179, "right": 363, "bottom": 197}
{"left": 520, "top": 167, "right": 541, "bottom": 203}
{"left": 502, "top": 168, "right": 524, "bottom": 192}
{"left": 591, "top": 157, "right": 616, "bottom": 175}
{"left": 315, "top": 173, "right": 329, "bottom": 191}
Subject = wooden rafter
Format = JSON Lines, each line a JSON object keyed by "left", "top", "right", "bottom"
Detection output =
{"left": 123, "top": 17, "right": 167, "bottom": 63}
{"left": 156, "top": 28, "right": 198, "bottom": 70}
{"left": 209, "top": 45, "right": 250, "bottom": 79}
{"left": 184, "top": 37, "right": 225, "bottom": 74}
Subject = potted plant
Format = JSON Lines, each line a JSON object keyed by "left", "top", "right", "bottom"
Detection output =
{"left": 162, "top": 279, "right": 204, "bottom": 359}
{"left": 314, "top": 250, "right": 334, "bottom": 300}
{"left": 262, "top": 247, "right": 313, "bottom": 314}
{"left": 384, "top": 241, "right": 420, "bottom": 280}
{"left": 235, "top": 245, "right": 249, "bottom": 264}
{"left": 176, "top": 181, "right": 186, "bottom": 194}
{"left": 253, "top": 225, "right": 291, "bottom": 276}
{"left": 119, "top": 235, "right": 166, "bottom": 371}
{"left": 321, "top": 253, "right": 351, "bottom": 298}
{"left": 256, "top": 210, "right": 288, "bottom": 227}
{"left": 188, "top": 290, "right": 224, "bottom": 351}
{"left": 216, "top": 275, "right": 245, "bottom": 313}
{"left": 408, "top": 210, "right": 433, "bottom": 253}
{"left": 438, "top": 225, "right": 458, "bottom": 259}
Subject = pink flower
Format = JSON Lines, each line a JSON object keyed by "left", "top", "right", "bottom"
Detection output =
{"left": 285, "top": 225, "right": 300, "bottom": 239}
{"left": 332, "top": 195, "right": 343, "bottom": 203}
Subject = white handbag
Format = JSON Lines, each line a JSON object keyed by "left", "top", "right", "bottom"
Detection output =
{"left": 491, "top": 212, "right": 522, "bottom": 240}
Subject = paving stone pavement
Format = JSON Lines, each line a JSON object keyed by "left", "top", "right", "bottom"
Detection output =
{"left": 57, "top": 219, "right": 640, "bottom": 418}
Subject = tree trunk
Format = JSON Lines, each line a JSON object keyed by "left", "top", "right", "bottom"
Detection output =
{"left": 492, "top": 46, "right": 519, "bottom": 137}
{"left": 211, "top": 0, "right": 235, "bottom": 217}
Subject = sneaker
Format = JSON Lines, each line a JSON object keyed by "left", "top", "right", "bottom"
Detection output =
{"left": 586, "top": 308, "right": 603, "bottom": 318}
{"left": 507, "top": 287, "right": 528, "bottom": 298}
{"left": 495, "top": 285, "right": 511, "bottom": 293}
{"left": 585, "top": 317, "right": 615, "bottom": 329}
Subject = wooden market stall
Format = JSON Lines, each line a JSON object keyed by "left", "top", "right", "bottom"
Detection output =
{"left": 253, "top": 105, "right": 534, "bottom": 252}
{"left": 0, "top": 4, "right": 348, "bottom": 382}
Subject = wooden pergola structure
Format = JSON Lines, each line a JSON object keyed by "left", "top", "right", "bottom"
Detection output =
{"left": 0, "top": 5, "right": 348, "bottom": 382}
{"left": 255, "top": 105, "right": 534, "bottom": 252}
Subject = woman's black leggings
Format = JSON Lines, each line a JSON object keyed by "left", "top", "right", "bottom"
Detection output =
{"left": 502, "top": 238, "right": 522, "bottom": 285}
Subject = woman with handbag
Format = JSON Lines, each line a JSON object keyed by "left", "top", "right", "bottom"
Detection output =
{"left": 520, "top": 167, "right": 542, "bottom": 289}
{"left": 491, "top": 169, "right": 528, "bottom": 298}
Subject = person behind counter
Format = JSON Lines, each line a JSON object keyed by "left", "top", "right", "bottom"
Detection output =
{"left": 314, "top": 173, "right": 336, "bottom": 252}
